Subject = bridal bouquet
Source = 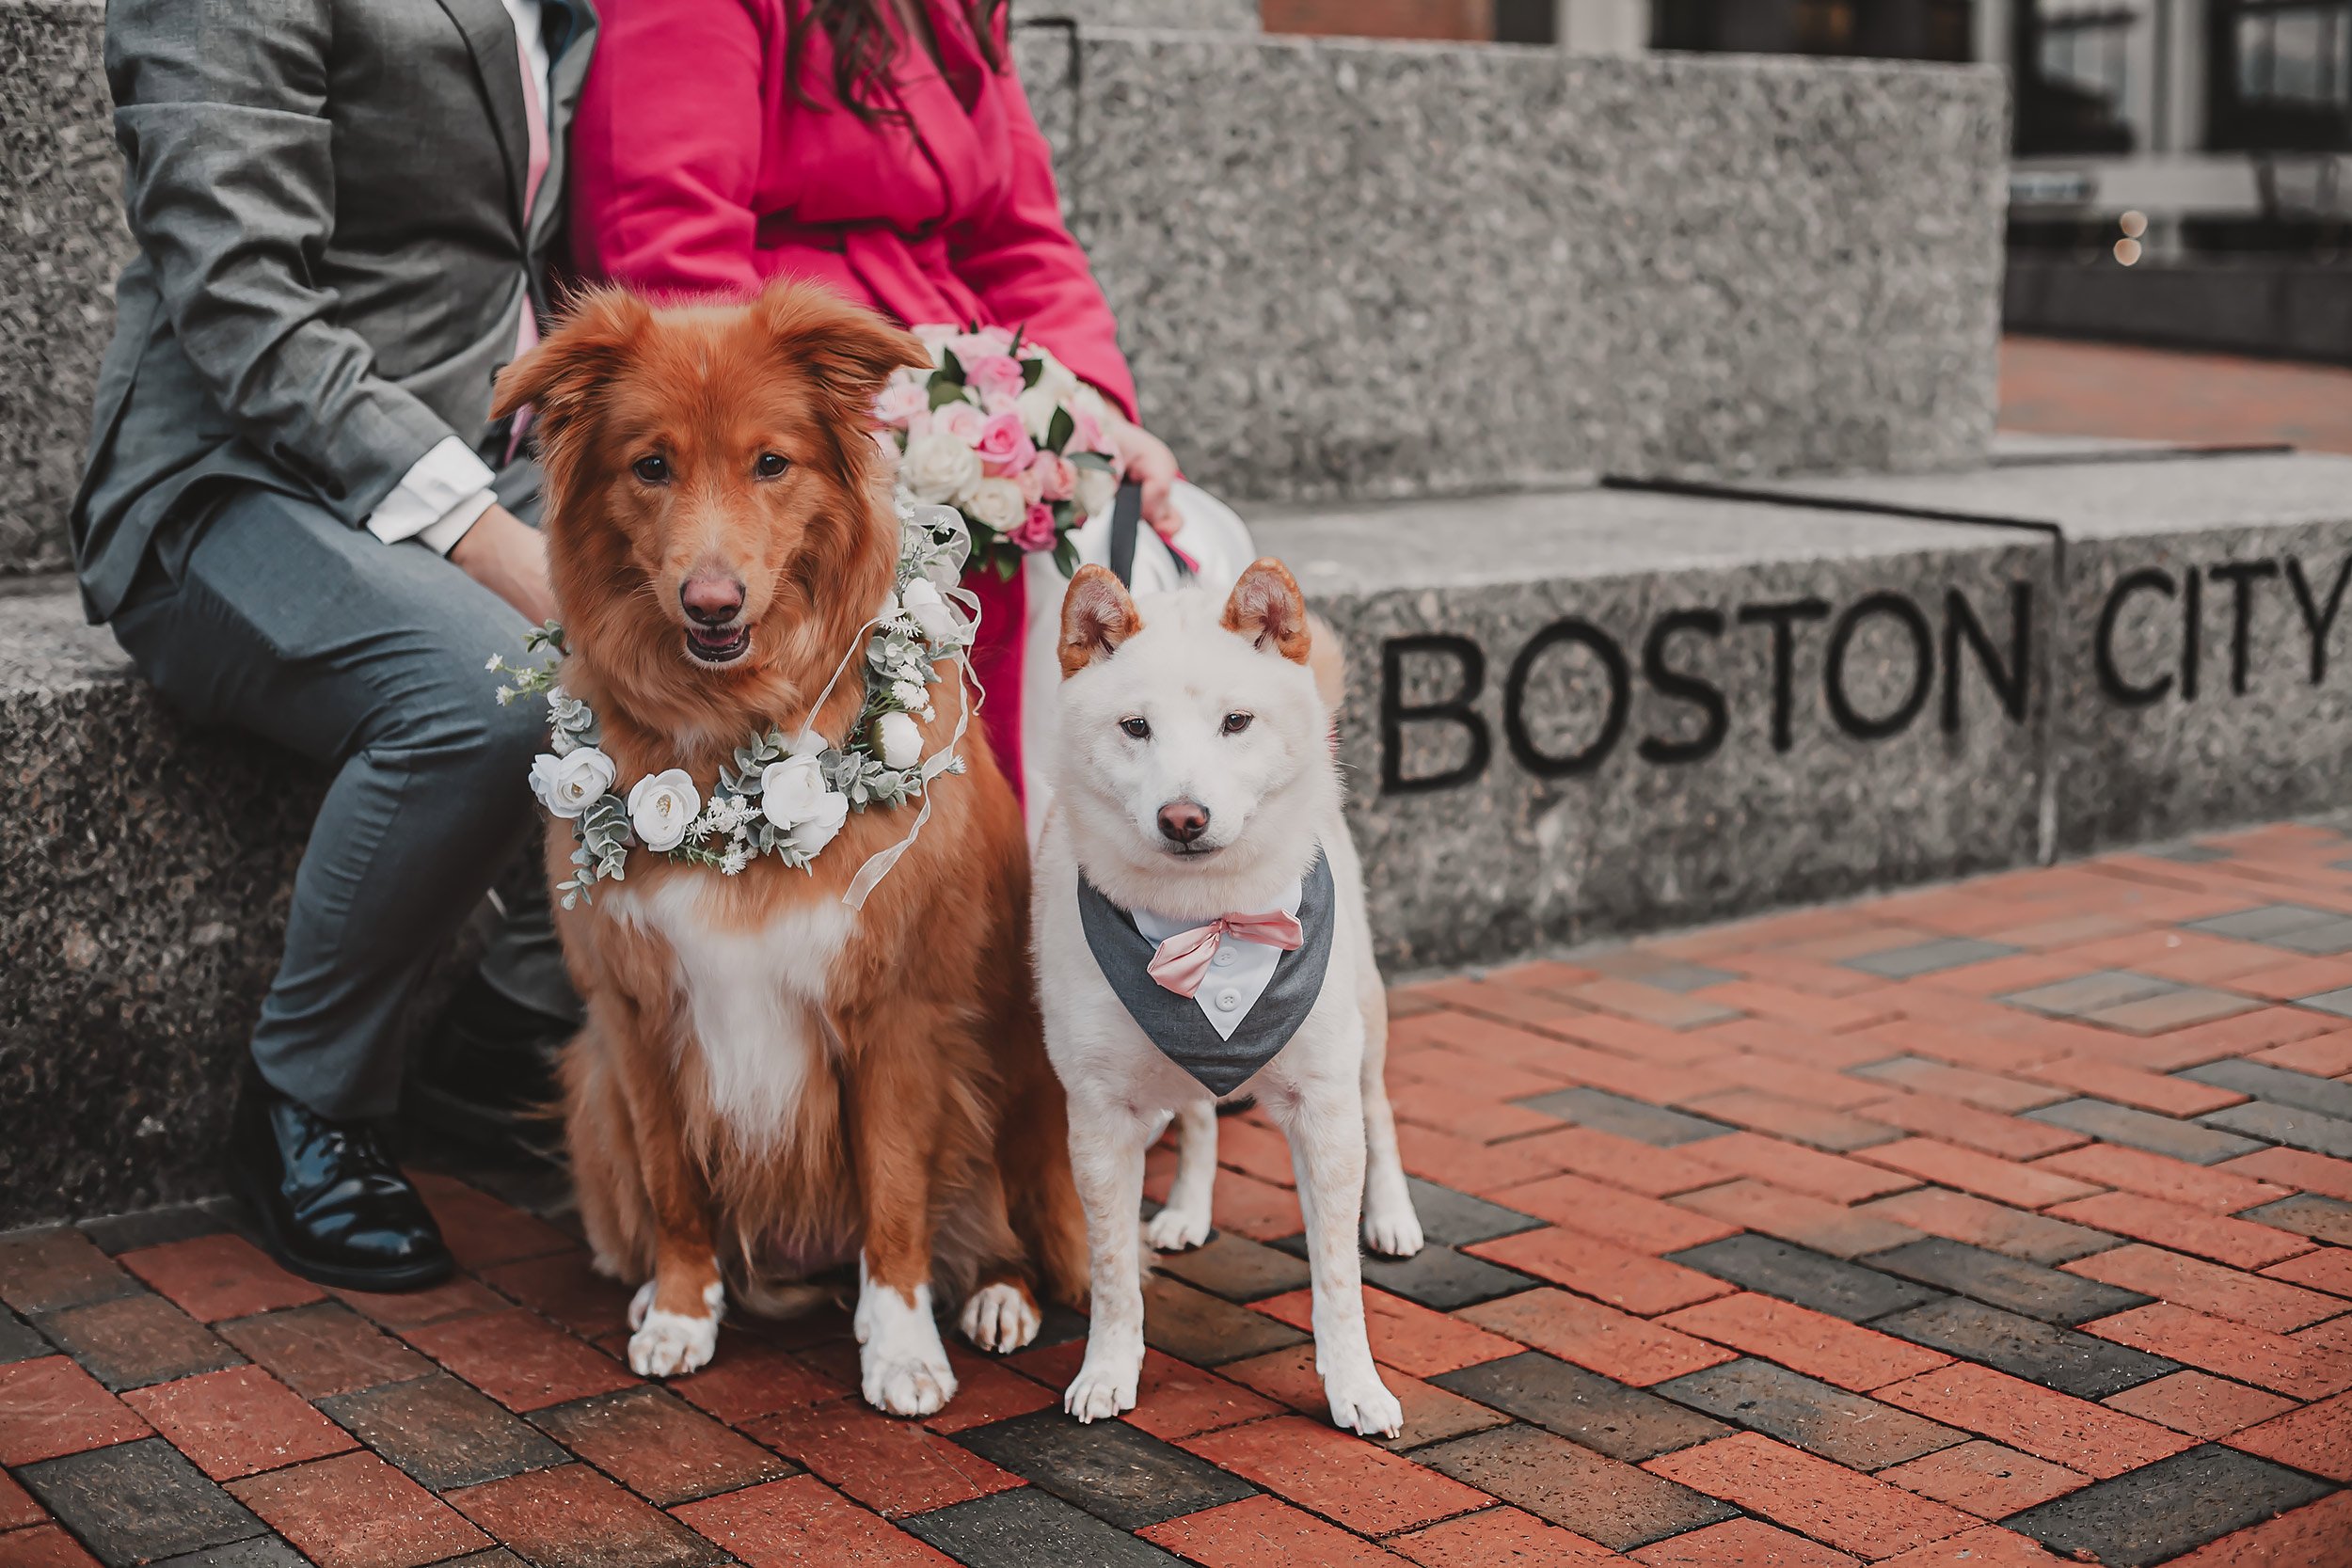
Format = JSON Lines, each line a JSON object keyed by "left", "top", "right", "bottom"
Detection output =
{"left": 877, "top": 324, "right": 1122, "bottom": 579}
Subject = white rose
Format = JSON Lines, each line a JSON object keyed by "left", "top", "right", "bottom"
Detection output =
{"left": 1015, "top": 386, "right": 1059, "bottom": 444}
{"left": 794, "top": 790, "right": 851, "bottom": 855}
{"left": 961, "top": 477, "right": 1026, "bottom": 538}
{"left": 898, "top": 578, "right": 963, "bottom": 643}
{"left": 626, "top": 768, "right": 701, "bottom": 853}
{"left": 759, "top": 754, "right": 832, "bottom": 830}
{"left": 530, "top": 749, "right": 616, "bottom": 819}
{"left": 1036, "top": 354, "right": 1081, "bottom": 404}
{"left": 1076, "top": 465, "right": 1119, "bottom": 519}
{"left": 874, "top": 711, "right": 924, "bottom": 770}
{"left": 900, "top": 432, "right": 982, "bottom": 507}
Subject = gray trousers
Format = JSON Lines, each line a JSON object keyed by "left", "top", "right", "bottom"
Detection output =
{"left": 112, "top": 483, "right": 577, "bottom": 1121}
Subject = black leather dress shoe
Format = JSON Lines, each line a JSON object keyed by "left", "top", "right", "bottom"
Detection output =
{"left": 405, "top": 974, "right": 571, "bottom": 1151}
{"left": 229, "top": 1079, "right": 453, "bottom": 1292}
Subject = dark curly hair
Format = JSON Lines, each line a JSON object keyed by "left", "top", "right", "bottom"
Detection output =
{"left": 787, "top": 0, "right": 1013, "bottom": 123}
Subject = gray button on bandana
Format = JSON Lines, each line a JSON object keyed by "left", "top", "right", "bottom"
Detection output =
{"left": 1075, "top": 850, "right": 1338, "bottom": 1096}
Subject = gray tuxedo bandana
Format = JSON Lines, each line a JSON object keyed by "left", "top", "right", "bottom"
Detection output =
{"left": 1076, "top": 850, "right": 1338, "bottom": 1096}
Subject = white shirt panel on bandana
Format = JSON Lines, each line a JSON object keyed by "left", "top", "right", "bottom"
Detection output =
{"left": 1129, "top": 876, "right": 1307, "bottom": 1041}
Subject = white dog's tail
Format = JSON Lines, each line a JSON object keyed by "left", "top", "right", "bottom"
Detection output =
{"left": 1305, "top": 611, "right": 1345, "bottom": 714}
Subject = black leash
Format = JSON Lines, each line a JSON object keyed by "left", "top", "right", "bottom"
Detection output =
{"left": 1106, "top": 480, "right": 1192, "bottom": 590}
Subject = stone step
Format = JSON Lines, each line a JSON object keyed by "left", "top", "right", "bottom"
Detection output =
{"left": 1256, "top": 487, "right": 2058, "bottom": 974}
{"left": 1686, "top": 451, "right": 2352, "bottom": 856}
{"left": 0, "top": 577, "right": 476, "bottom": 1227}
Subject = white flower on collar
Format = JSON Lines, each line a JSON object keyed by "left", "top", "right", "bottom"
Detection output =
{"left": 794, "top": 790, "right": 851, "bottom": 854}
{"left": 873, "top": 711, "right": 924, "bottom": 770}
{"left": 627, "top": 768, "right": 701, "bottom": 853}
{"left": 898, "top": 577, "right": 962, "bottom": 642}
{"left": 760, "top": 754, "right": 842, "bottom": 833}
{"left": 531, "top": 748, "right": 615, "bottom": 819}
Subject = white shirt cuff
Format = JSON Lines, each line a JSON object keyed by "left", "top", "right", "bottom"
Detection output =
{"left": 366, "top": 436, "right": 500, "bottom": 553}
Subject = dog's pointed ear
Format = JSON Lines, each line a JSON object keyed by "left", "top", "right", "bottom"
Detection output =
{"left": 492, "top": 286, "right": 651, "bottom": 432}
{"left": 755, "top": 279, "right": 927, "bottom": 411}
{"left": 1060, "top": 564, "right": 1143, "bottom": 678}
{"left": 1221, "top": 559, "right": 1312, "bottom": 665}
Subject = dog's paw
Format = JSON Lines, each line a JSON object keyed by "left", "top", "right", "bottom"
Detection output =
{"left": 857, "top": 1271, "right": 957, "bottom": 1417}
{"left": 628, "top": 1279, "right": 656, "bottom": 1331}
{"left": 1361, "top": 1203, "right": 1424, "bottom": 1259}
{"left": 1063, "top": 1354, "right": 1141, "bottom": 1423}
{"left": 959, "top": 1282, "right": 1041, "bottom": 1354}
{"left": 628, "top": 1308, "right": 719, "bottom": 1378}
{"left": 1144, "top": 1204, "right": 1213, "bottom": 1253}
{"left": 862, "top": 1344, "right": 958, "bottom": 1417}
{"left": 1325, "top": 1366, "right": 1404, "bottom": 1439}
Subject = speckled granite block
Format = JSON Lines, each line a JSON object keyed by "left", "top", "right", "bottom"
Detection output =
{"left": 1703, "top": 452, "right": 2352, "bottom": 854}
{"left": 1029, "top": 34, "right": 2005, "bottom": 504}
{"left": 1, "top": 0, "right": 127, "bottom": 577}
{"left": 1255, "top": 488, "right": 2055, "bottom": 972}
{"left": 0, "top": 578, "right": 490, "bottom": 1227}
{"left": 1020, "top": 0, "right": 1257, "bottom": 30}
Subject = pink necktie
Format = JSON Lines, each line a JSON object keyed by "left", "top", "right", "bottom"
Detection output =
{"left": 1147, "top": 911, "right": 1306, "bottom": 998}
{"left": 507, "top": 24, "right": 550, "bottom": 458}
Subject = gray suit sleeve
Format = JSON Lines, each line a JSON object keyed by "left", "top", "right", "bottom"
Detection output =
{"left": 105, "top": 0, "right": 462, "bottom": 526}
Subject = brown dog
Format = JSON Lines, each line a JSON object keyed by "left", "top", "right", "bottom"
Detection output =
{"left": 493, "top": 280, "right": 1085, "bottom": 1417}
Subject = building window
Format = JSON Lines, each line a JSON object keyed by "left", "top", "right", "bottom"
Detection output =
{"left": 1651, "top": 0, "right": 1975, "bottom": 59}
{"left": 2212, "top": 1, "right": 2352, "bottom": 147}
{"left": 2016, "top": 0, "right": 2143, "bottom": 153}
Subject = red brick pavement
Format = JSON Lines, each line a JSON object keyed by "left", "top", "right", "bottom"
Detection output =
{"left": 7, "top": 824, "right": 2352, "bottom": 1566}
{"left": 1999, "top": 336, "right": 2352, "bottom": 456}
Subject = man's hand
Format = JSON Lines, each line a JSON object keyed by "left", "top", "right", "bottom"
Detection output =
{"left": 1112, "top": 420, "right": 1184, "bottom": 542}
{"left": 451, "top": 504, "right": 558, "bottom": 626}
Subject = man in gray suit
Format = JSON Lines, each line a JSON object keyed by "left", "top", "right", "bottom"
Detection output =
{"left": 76, "top": 0, "right": 598, "bottom": 1291}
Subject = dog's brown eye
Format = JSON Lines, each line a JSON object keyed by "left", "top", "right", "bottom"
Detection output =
{"left": 631, "top": 455, "right": 670, "bottom": 484}
{"left": 755, "top": 452, "right": 789, "bottom": 479}
{"left": 1221, "top": 712, "right": 1253, "bottom": 736}
{"left": 1120, "top": 717, "right": 1151, "bottom": 740}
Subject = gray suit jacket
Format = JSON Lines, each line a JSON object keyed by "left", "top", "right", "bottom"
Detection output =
{"left": 72, "top": 0, "right": 599, "bottom": 622}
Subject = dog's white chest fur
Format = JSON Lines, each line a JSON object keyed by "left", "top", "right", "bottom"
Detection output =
{"left": 612, "top": 878, "right": 854, "bottom": 1145}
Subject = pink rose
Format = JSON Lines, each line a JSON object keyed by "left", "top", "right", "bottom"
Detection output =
{"left": 933, "top": 402, "right": 984, "bottom": 443}
{"left": 1034, "top": 453, "right": 1077, "bottom": 502}
{"left": 1070, "top": 411, "right": 1110, "bottom": 459}
{"left": 1016, "top": 461, "right": 1049, "bottom": 506}
{"left": 974, "top": 411, "right": 1037, "bottom": 475}
{"left": 1013, "top": 502, "right": 1059, "bottom": 553}
{"left": 966, "top": 355, "right": 1026, "bottom": 407}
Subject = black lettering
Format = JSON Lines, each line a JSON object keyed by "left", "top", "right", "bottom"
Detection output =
{"left": 2207, "top": 560, "right": 2279, "bottom": 697}
{"left": 1824, "top": 592, "right": 1934, "bottom": 741}
{"left": 2184, "top": 565, "right": 2203, "bottom": 702}
{"left": 2286, "top": 555, "right": 2352, "bottom": 685}
{"left": 2095, "top": 568, "right": 2176, "bottom": 706}
{"left": 1942, "top": 583, "right": 2033, "bottom": 732}
{"left": 1737, "top": 599, "right": 1831, "bottom": 752}
{"left": 1639, "top": 609, "right": 1729, "bottom": 766}
{"left": 1503, "top": 619, "right": 1629, "bottom": 778}
{"left": 1379, "top": 635, "right": 1489, "bottom": 795}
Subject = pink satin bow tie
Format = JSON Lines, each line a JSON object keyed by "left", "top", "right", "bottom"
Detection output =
{"left": 1147, "top": 910, "right": 1306, "bottom": 997}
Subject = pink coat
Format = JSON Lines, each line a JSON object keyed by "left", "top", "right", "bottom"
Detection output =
{"left": 568, "top": 0, "right": 1138, "bottom": 423}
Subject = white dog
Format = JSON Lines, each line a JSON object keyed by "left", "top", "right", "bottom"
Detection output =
{"left": 1032, "top": 559, "right": 1422, "bottom": 1437}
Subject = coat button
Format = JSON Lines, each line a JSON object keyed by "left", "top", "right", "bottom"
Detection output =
{"left": 1214, "top": 987, "right": 1242, "bottom": 1012}
{"left": 1212, "top": 947, "right": 1236, "bottom": 968}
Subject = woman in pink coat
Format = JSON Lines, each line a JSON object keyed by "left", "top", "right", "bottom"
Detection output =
{"left": 569, "top": 0, "right": 1252, "bottom": 816}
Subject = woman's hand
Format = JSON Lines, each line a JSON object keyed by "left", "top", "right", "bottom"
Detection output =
{"left": 452, "top": 504, "right": 560, "bottom": 626}
{"left": 1112, "top": 419, "right": 1183, "bottom": 542}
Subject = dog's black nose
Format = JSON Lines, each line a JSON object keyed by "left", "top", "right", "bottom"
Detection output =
{"left": 1157, "top": 800, "right": 1211, "bottom": 844}
{"left": 681, "top": 577, "right": 745, "bottom": 626}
